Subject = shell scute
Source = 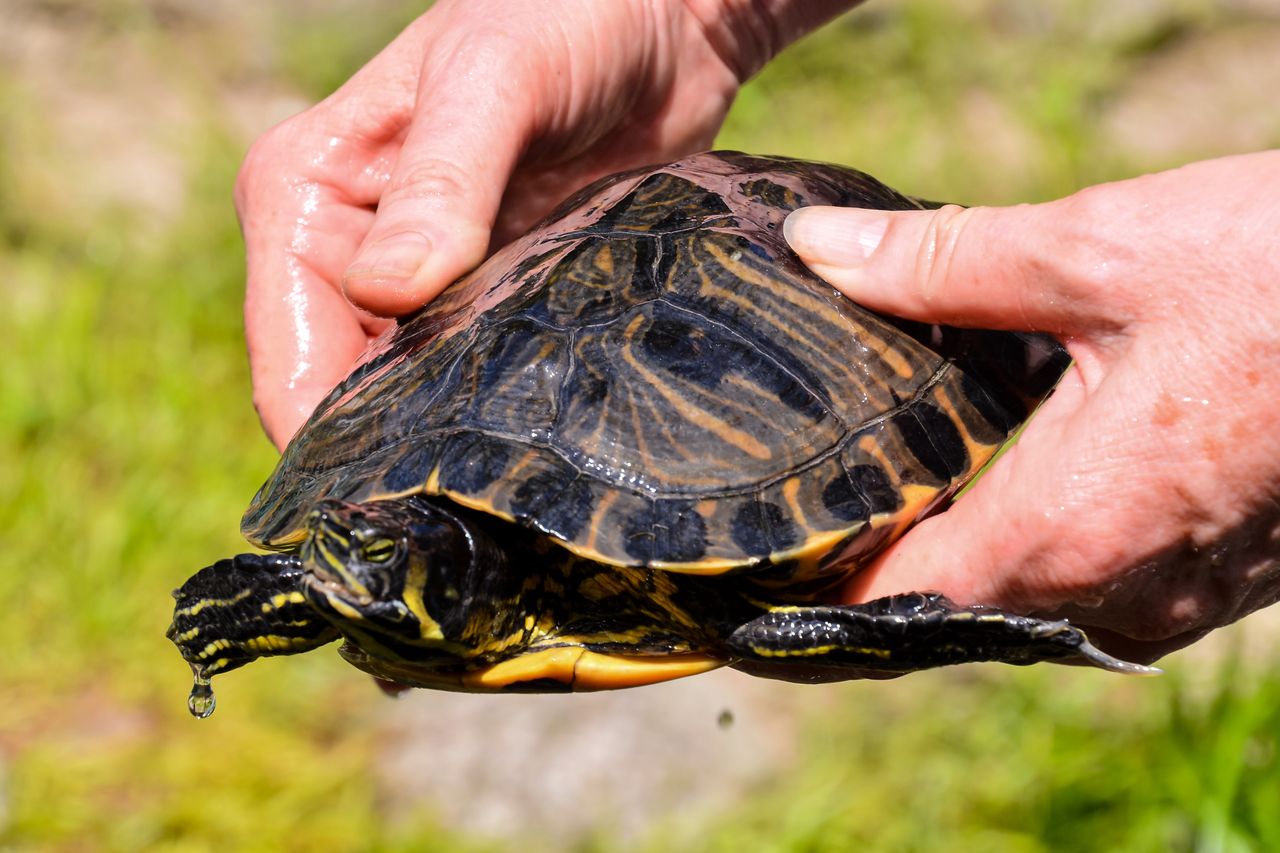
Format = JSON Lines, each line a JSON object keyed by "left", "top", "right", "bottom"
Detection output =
{"left": 243, "top": 152, "right": 1068, "bottom": 582}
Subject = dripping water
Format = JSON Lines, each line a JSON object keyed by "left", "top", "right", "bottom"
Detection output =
{"left": 188, "top": 670, "right": 216, "bottom": 719}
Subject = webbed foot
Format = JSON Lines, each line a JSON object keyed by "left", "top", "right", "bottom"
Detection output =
{"left": 726, "top": 592, "right": 1157, "bottom": 676}
{"left": 168, "top": 552, "right": 340, "bottom": 717}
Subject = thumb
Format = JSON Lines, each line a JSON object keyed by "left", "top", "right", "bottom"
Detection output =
{"left": 784, "top": 193, "right": 1154, "bottom": 627}
{"left": 783, "top": 199, "right": 1114, "bottom": 334}
{"left": 342, "top": 48, "right": 529, "bottom": 317}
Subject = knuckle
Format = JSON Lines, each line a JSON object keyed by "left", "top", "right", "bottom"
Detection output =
{"left": 1110, "top": 582, "right": 1211, "bottom": 643}
{"left": 1123, "top": 613, "right": 1195, "bottom": 644}
{"left": 1035, "top": 187, "right": 1136, "bottom": 327}
{"left": 383, "top": 157, "right": 474, "bottom": 207}
{"left": 913, "top": 204, "right": 975, "bottom": 311}
{"left": 232, "top": 148, "right": 263, "bottom": 212}
{"left": 1044, "top": 187, "right": 1114, "bottom": 280}
{"left": 422, "top": 16, "right": 544, "bottom": 85}
{"left": 250, "top": 386, "right": 273, "bottom": 421}
{"left": 234, "top": 119, "right": 304, "bottom": 211}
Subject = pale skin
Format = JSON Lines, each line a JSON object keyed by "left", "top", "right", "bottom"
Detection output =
{"left": 236, "top": 0, "right": 1280, "bottom": 662}
{"left": 237, "top": 0, "right": 850, "bottom": 445}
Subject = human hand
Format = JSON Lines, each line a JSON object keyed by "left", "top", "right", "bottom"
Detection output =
{"left": 784, "top": 151, "right": 1280, "bottom": 661}
{"left": 235, "top": 0, "right": 854, "bottom": 448}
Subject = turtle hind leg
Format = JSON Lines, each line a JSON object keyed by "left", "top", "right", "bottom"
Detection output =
{"left": 168, "top": 552, "right": 341, "bottom": 716}
{"left": 726, "top": 592, "right": 1158, "bottom": 677}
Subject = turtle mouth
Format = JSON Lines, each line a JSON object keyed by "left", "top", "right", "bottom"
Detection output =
{"left": 299, "top": 535, "right": 376, "bottom": 606}
{"left": 301, "top": 563, "right": 374, "bottom": 607}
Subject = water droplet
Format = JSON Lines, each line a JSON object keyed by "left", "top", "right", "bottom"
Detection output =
{"left": 188, "top": 673, "right": 216, "bottom": 719}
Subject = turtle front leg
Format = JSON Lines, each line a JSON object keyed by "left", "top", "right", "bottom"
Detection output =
{"left": 167, "top": 552, "right": 340, "bottom": 717}
{"left": 726, "top": 593, "right": 1156, "bottom": 677}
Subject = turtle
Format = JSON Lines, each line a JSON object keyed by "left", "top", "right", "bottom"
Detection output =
{"left": 168, "top": 151, "right": 1151, "bottom": 718}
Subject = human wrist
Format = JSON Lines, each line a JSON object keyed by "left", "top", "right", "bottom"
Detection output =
{"left": 681, "top": 0, "right": 860, "bottom": 80}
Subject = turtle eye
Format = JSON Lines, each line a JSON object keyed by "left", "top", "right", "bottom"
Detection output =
{"left": 361, "top": 538, "right": 398, "bottom": 564}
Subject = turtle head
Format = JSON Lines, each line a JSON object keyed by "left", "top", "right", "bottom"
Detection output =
{"left": 168, "top": 497, "right": 482, "bottom": 719}
{"left": 299, "top": 497, "right": 476, "bottom": 651}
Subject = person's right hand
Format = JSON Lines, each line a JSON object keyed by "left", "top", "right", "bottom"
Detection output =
{"left": 235, "top": 0, "right": 855, "bottom": 449}
{"left": 785, "top": 151, "right": 1280, "bottom": 662}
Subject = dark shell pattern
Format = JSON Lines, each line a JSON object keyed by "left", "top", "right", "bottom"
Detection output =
{"left": 243, "top": 152, "right": 1068, "bottom": 580}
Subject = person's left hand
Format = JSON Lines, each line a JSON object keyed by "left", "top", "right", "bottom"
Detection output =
{"left": 235, "top": 0, "right": 853, "bottom": 449}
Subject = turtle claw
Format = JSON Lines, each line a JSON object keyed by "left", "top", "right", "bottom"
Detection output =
{"left": 1074, "top": 638, "right": 1162, "bottom": 676}
{"left": 373, "top": 676, "right": 411, "bottom": 697}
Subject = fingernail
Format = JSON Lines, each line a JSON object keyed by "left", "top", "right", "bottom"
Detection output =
{"left": 784, "top": 206, "right": 889, "bottom": 267}
{"left": 344, "top": 231, "right": 431, "bottom": 282}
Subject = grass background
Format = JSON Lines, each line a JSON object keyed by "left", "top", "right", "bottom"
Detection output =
{"left": 2, "top": 0, "right": 1280, "bottom": 850}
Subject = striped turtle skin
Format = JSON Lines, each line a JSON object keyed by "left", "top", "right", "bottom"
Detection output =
{"left": 169, "top": 153, "right": 1152, "bottom": 718}
{"left": 244, "top": 152, "right": 1065, "bottom": 581}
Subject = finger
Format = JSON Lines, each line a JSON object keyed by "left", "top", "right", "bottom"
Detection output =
{"left": 341, "top": 35, "right": 533, "bottom": 317}
{"left": 841, "top": 359, "right": 1201, "bottom": 639}
{"left": 240, "top": 167, "right": 374, "bottom": 449}
{"left": 246, "top": 279, "right": 368, "bottom": 451}
{"left": 236, "top": 23, "right": 433, "bottom": 447}
{"left": 783, "top": 199, "right": 1129, "bottom": 336}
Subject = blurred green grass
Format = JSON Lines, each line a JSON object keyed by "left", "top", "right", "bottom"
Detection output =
{"left": 2, "top": 1, "right": 1279, "bottom": 850}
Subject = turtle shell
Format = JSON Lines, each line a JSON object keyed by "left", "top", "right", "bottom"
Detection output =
{"left": 243, "top": 152, "right": 1067, "bottom": 581}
